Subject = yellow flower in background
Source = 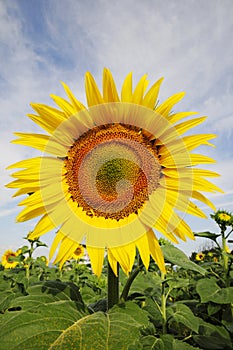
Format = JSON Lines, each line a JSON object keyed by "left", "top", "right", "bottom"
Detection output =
{"left": 40, "top": 256, "right": 49, "bottom": 266}
{"left": 7, "top": 68, "right": 222, "bottom": 276}
{"left": 196, "top": 253, "right": 205, "bottom": 261}
{"left": 72, "top": 245, "right": 85, "bottom": 260}
{"left": 1, "top": 249, "right": 20, "bottom": 269}
{"left": 218, "top": 213, "right": 231, "bottom": 222}
{"left": 211, "top": 210, "right": 233, "bottom": 227}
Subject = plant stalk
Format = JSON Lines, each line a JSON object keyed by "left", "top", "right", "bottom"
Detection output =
{"left": 161, "top": 271, "right": 167, "bottom": 334}
{"left": 120, "top": 264, "right": 142, "bottom": 301}
{"left": 221, "top": 228, "right": 229, "bottom": 286}
{"left": 107, "top": 262, "right": 119, "bottom": 309}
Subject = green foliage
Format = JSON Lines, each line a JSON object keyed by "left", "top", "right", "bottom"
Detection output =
{"left": 1, "top": 211, "right": 233, "bottom": 349}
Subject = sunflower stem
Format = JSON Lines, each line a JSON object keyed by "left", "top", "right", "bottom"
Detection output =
{"left": 120, "top": 262, "right": 143, "bottom": 301}
{"left": 161, "top": 272, "right": 167, "bottom": 334}
{"left": 107, "top": 262, "right": 119, "bottom": 309}
{"left": 221, "top": 227, "right": 229, "bottom": 286}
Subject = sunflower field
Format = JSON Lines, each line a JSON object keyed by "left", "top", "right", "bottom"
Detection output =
{"left": 1, "top": 210, "right": 233, "bottom": 350}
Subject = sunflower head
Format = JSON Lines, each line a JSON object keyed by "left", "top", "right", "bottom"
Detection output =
{"left": 1, "top": 249, "right": 20, "bottom": 269}
{"left": 6, "top": 68, "right": 223, "bottom": 276}
{"left": 72, "top": 245, "right": 85, "bottom": 260}
{"left": 195, "top": 252, "right": 205, "bottom": 261}
{"left": 211, "top": 210, "right": 233, "bottom": 227}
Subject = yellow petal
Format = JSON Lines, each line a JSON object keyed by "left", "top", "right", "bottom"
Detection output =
{"left": 193, "top": 177, "right": 224, "bottom": 193}
{"left": 11, "top": 187, "right": 39, "bottom": 197}
{"left": 49, "top": 230, "right": 65, "bottom": 259}
{"left": 61, "top": 82, "right": 86, "bottom": 111}
{"left": 6, "top": 178, "right": 39, "bottom": 189}
{"left": 29, "top": 103, "right": 66, "bottom": 133}
{"left": 163, "top": 188, "right": 207, "bottom": 218}
{"left": 121, "top": 72, "right": 132, "bottom": 102}
{"left": 53, "top": 235, "right": 78, "bottom": 266}
{"left": 17, "top": 205, "right": 46, "bottom": 222}
{"left": 147, "top": 229, "right": 165, "bottom": 272}
{"left": 162, "top": 168, "right": 220, "bottom": 179}
{"left": 86, "top": 246, "right": 105, "bottom": 277}
{"left": 85, "top": 72, "right": 104, "bottom": 106}
{"left": 159, "top": 152, "right": 216, "bottom": 168}
{"left": 142, "top": 77, "right": 164, "bottom": 109}
{"left": 168, "top": 111, "right": 198, "bottom": 124}
{"left": 159, "top": 134, "right": 216, "bottom": 158}
{"left": 107, "top": 249, "right": 118, "bottom": 276}
{"left": 132, "top": 75, "right": 149, "bottom": 104}
{"left": 155, "top": 92, "right": 185, "bottom": 117}
{"left": 108, "top": 243, "right": 135, "bottom": 275}
{"left": 175, "top": 116, "right": 207, "bottom": 135}
{"left": 192, "top": 191, "right": 216, "bottom": 211}
{"left": 12, "top": 133, "right": 49, "bottom": 152}
{"left": 6, "top": 157, "right": 42, "bottom": 170}
{"left": 103, "top": 68, "right": 120, "bottom": 102}
{"left": 29, "top": 213, "right": 55, "bottom": 239}
{"left": 183, "top": 134, "right": 216, "bottom": 150}
{"left": 136, "top": 233, "right": 150, "bottom": 270}
{"left": 50, "top": 94, "right": 77, "bottom": 115}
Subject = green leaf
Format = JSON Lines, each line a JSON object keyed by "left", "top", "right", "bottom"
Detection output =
{"left": 142, "top": 297, "right": 163, "bottom": 327}
{"left": 161, "top": 245, "right": 206, "bottom": 275}
{"left": 161, "top": 335, "right": 202, "bottom": 350}
{"left": 50, "top": 301, "right": 149, "bottom": 350}
{"left": 196, "top": 278, "right": 233, "bottom": 304}
{"left": 141, "top": 334, "right": 202, "bottom": 350}
{"left": 0, "top": 290, "right": 15, "bottom": 313}
{"left": 6, "top": 281, "right": 85, "bottom": 312}
{"left": 0, "top": 300, "right": 87, "bottom": 350}
{"left": 193, "top": 318, "right": 232, "bottom": 349}
{"left": 167, "top": 303, "right": 199, "bottom": 333}
{"left": 167, "top": 277, "right": 190, "bottom": 290}
{"left": 141, "top": 335, "right": 165, "bottom": 350}
{"left": 129, "top": 271, "right": 161, "bottom": 298}
{"left": 194, "top": 231, "right": 220, "bottom": 241}
{"left": 28, "top": 280, "right": 84, "bottom": 303}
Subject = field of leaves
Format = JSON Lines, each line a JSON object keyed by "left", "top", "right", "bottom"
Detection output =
{"left": 0, "top": 211, "right": 233, "bottom": 350}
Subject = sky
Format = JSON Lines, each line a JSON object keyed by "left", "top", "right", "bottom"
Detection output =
{"left": 0, "top": 0, "right": 233, "bottom": 259}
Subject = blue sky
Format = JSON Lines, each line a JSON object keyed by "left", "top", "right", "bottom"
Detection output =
{"left": 0, "top": 0, "right": 233, "bottom": 259}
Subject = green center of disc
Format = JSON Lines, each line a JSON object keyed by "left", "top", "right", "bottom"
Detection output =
{"left": 96, "top": 158, "right": 141, "bottom": 201}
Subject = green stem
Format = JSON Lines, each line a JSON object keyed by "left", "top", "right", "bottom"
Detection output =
{"left": 120, "top": 264, "right": 143, "bottom": 301}
{"left": 25, "top": 265, "right": 30, "bottom": 280}
{"left": 161, "top": 272, "right": 167, "bottom": 334}
{"left": 221, "top": 228, "right": 229, "bottom": 286}
{"left": 107, "top": 262, "right": 119, "bottom": 310}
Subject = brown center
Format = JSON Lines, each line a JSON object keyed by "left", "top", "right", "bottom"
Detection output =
{"left": 64, "top": 123, "right": 161, "bottom": 221}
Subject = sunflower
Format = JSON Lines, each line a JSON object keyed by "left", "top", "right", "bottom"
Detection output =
{"left": 195, "top": 252, "right": 205, "bottom": 261}
{"left": 6, "top": 68, "right": 222, "bottom": 276}
{"left": 72, "top": 245, "right": 85, "bottom": 260}
{"left": 212, "top": 210, "right": 233, "bottom": 226}
{"left": 1, "top": 249, "right": 20, "bottom": 269}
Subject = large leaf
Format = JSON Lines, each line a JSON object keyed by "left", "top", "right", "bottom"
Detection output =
{"left": 28, "top": 280, "right": 84, "bottom": 302}
{"left": 167, "top": 303, "right": 199, "bottom": 333}
{"left": 196, "top": 278, "right": 233, "bottom": 304}
{"left": 193, "top": 318, "right": 232, "bottom": 349}
{"left": 141, "top": 334, "right": 202, "bottom": 349}
{"left": 50, "top": 302, "right": 149, "bottom": 350}
{"left": 161, "top": 245, "right": 206, "bottom": 275}
{"left": 129, "top": 271, "right": 161, "bottom": 298}
{"left": 0, "top": 300, "right": 87, "bottom": 350}
{"left": 0, "top": 290, "right": 15, "bottom": 313}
